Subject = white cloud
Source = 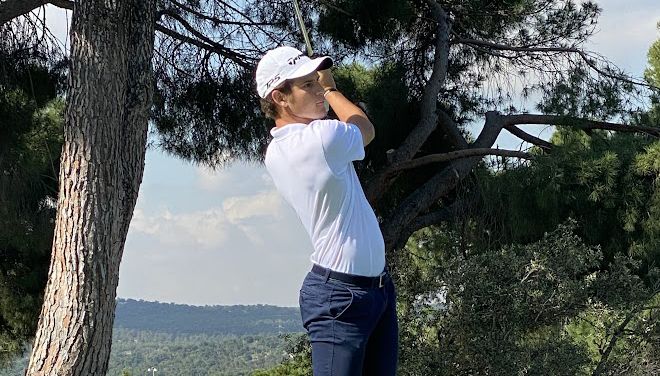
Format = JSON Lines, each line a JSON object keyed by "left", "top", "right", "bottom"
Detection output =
{"left": 129, "top": 207, "right": 231, "bottom": 250}
{"left": 128, "top": 189, "right": 286, "bottom": 252}
{"left": 130, "top": 208, "right": 160, "bottom": 235}
{"left": 223, "top": 190, "right": 283, "bottom": 223}
{"left": 121, "top": 180, "right": 311, "bottom": 305}
{"left": 223, "top": 190, "right": 286, "bottom": 245}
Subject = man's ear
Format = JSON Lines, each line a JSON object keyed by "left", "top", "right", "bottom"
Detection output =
{"left": 271, "top": 90, "right": 288, "bottom": 108}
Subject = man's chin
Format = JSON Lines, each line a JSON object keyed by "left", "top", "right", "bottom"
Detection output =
{"left": 311, "top": 111, "right": 329, "bottom": 120}
{"left": 296, "top": 110, "right": 328, "bottom": 122}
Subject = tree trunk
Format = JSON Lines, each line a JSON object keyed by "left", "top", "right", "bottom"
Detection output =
{"left": 380, "top": 112, "right": 505, "bottom": 251}
{"left": 26, "top": 0, "right": 155, "bottom": 374}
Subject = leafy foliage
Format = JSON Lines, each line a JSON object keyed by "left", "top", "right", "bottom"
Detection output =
{"left": 152, "top": 69, "right": 270, "bottom": 166}
{"left": 472, "top": 129, "right": 660, "bottom": 266}
{"left": 391, "top": 221, "right": 659, "bottom": 375}
{"left": 252, "top": 334, "right": 311, "bottom": 376}
{"left": 646, "top": 27, "right": 660, "bottom": 88}
{"left": 1, "top": 329, "right": 296, "bottom": 376}
{"left": 109, "top": 329, "right": 290, "bottom": 376}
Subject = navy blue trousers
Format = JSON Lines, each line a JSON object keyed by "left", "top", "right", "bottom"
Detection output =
{"left": 299, "top": 268, "right": 398, "bottom": 376}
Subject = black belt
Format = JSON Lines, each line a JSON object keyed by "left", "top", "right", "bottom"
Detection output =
{"left": 311, "top": 264, "right": 389, "bottom": 288}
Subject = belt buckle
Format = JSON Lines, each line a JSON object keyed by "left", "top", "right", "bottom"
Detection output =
{"left": 378, "top": 273, "right": 386, "bottom": 288}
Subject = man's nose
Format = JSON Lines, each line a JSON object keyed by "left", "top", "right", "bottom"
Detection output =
{"left": 314, "top": 82, "right": 324, "bottom": 95}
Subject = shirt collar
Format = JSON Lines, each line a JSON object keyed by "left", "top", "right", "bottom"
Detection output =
{"left": 270, "top": 123, "right": 306, "bottom": 139}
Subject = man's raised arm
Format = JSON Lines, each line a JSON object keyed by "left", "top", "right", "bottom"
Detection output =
{"left": 318, "top": 69, "right": 375, "bottom": 146}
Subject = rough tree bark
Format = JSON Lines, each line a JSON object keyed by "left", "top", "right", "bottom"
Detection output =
{"left": 25, "top": 0, "right": 156, "bottom": 374}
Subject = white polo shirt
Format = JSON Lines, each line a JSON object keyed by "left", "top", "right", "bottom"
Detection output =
{"left": 264, "top": 119, "right": 386, "bottom": 277}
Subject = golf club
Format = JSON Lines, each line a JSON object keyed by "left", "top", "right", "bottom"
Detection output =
{"left": 292, "top": 0, "right": 313, "bottom": 56}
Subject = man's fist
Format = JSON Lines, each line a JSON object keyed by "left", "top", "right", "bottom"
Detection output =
{"left": 317, "top": 69, "right": 336, "bottom": 91}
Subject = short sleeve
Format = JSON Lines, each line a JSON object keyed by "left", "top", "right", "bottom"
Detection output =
{"left": 312, "top": 120, "right": 365, "bottom": 173}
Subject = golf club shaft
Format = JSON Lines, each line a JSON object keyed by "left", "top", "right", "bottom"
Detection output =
{"left": 292, "top": 0, "right": 313, "bottom": 56}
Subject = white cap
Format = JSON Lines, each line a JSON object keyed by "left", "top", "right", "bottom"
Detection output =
{"left": 256, "top": 46, "right": 333, "bottom": 99}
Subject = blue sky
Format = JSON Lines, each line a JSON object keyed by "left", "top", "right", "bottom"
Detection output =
{"left": 44, "top": 1, "right": 659, "bottom": 306}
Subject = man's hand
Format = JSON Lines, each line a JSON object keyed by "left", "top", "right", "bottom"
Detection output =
{"left": 321, "top": 69, "right": 375, "bottom": 146}
{"left": 317, "top": 69, "right": 336, "bottom": 91}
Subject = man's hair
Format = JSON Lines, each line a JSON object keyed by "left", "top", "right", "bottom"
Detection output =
{"left": 260, "top": 81, "right": 292, "bottom": 119}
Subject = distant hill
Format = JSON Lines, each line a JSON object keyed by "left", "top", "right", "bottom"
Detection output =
{"left": 114, "top": 298, "right": 302, "bottom": 335}
{"left": 1, "top": 300, "right": 304, "bottom": 376}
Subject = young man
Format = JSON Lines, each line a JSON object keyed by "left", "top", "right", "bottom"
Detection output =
{"left": 255, "top": 46, "right": 398, "bottom": 376}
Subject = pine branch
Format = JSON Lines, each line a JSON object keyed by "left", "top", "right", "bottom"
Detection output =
{"left": 48, "top": 0, "right": 72, "bottom": 10}
{"left": 504, "top": 124, "right": 554, "bottom": 151}
{"left": 394, "top": 202, "right": 462, "bottom": 250}
{"left": 503, "top": 114, "right": 660, "bottom": 138}
{"left": 454, "top": 37, "right": 657, "bottom": 90}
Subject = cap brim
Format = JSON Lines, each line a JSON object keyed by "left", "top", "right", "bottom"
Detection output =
{"left": 288, "top": 56, "right": 333, "bottom": 80}
{"left": 260, "top": 56, "right": 333, "bottom": 98}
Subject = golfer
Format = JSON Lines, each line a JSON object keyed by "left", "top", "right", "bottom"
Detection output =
{"left": 255, "top": 46, "right": 398, "bottom": 375}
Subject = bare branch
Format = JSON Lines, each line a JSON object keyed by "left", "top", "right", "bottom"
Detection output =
{"left": 318, "top": 0, "right": 355, "bottom": 17}
{"left": 382, "top": 111, "right": 506, "bottom": 252}
{"left": 365, "top": 108, "right": 467, "bottom": 204}
{"left": 389, "top": 148, "right": 532, "bottom": 174}
{"left": 454, "top": 37, "right": 582, "bottom": 53}
{"left": 215, "top": 0, "right": 281, "bottom": 44}
{"left": 409, "top": 199, "right": 469, "bottom": 234}
{"left": 593, "top": 309, "right": 639, "bottom": 376}
{"left": 503, "top": 114, "right": 660, "bottom": 138}
{"left": 155, "top": 23, "right": 253, "bottom": 69}
{"left": 51, "top": 0, "right": 275, "bottom": 67}
{"left": 169, "top": 0, "right": 276, "bottom": 27}
{"left": 437, "top": 108, "right": 469, "bottom": 149}
{"left": 0, "top": 0, "right": 50, "bottom": 24}
{"left": 394, "top": 201, "right": 463, "bottom": 250}
{"left": 504, "top": 124, "right": 554, "bottom": 151}
{"left": 156, "top": 9, "right": 257, "bottom": 69}
{"left": 49, "top": 0, "right": 73, "bottom": 10}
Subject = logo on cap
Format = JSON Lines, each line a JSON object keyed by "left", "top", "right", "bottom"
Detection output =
{"left": 265, "top": 74, "right": 281, "bottom": 89}
{"left": 287, "top": 53, "right": 305, "bottom": 65}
